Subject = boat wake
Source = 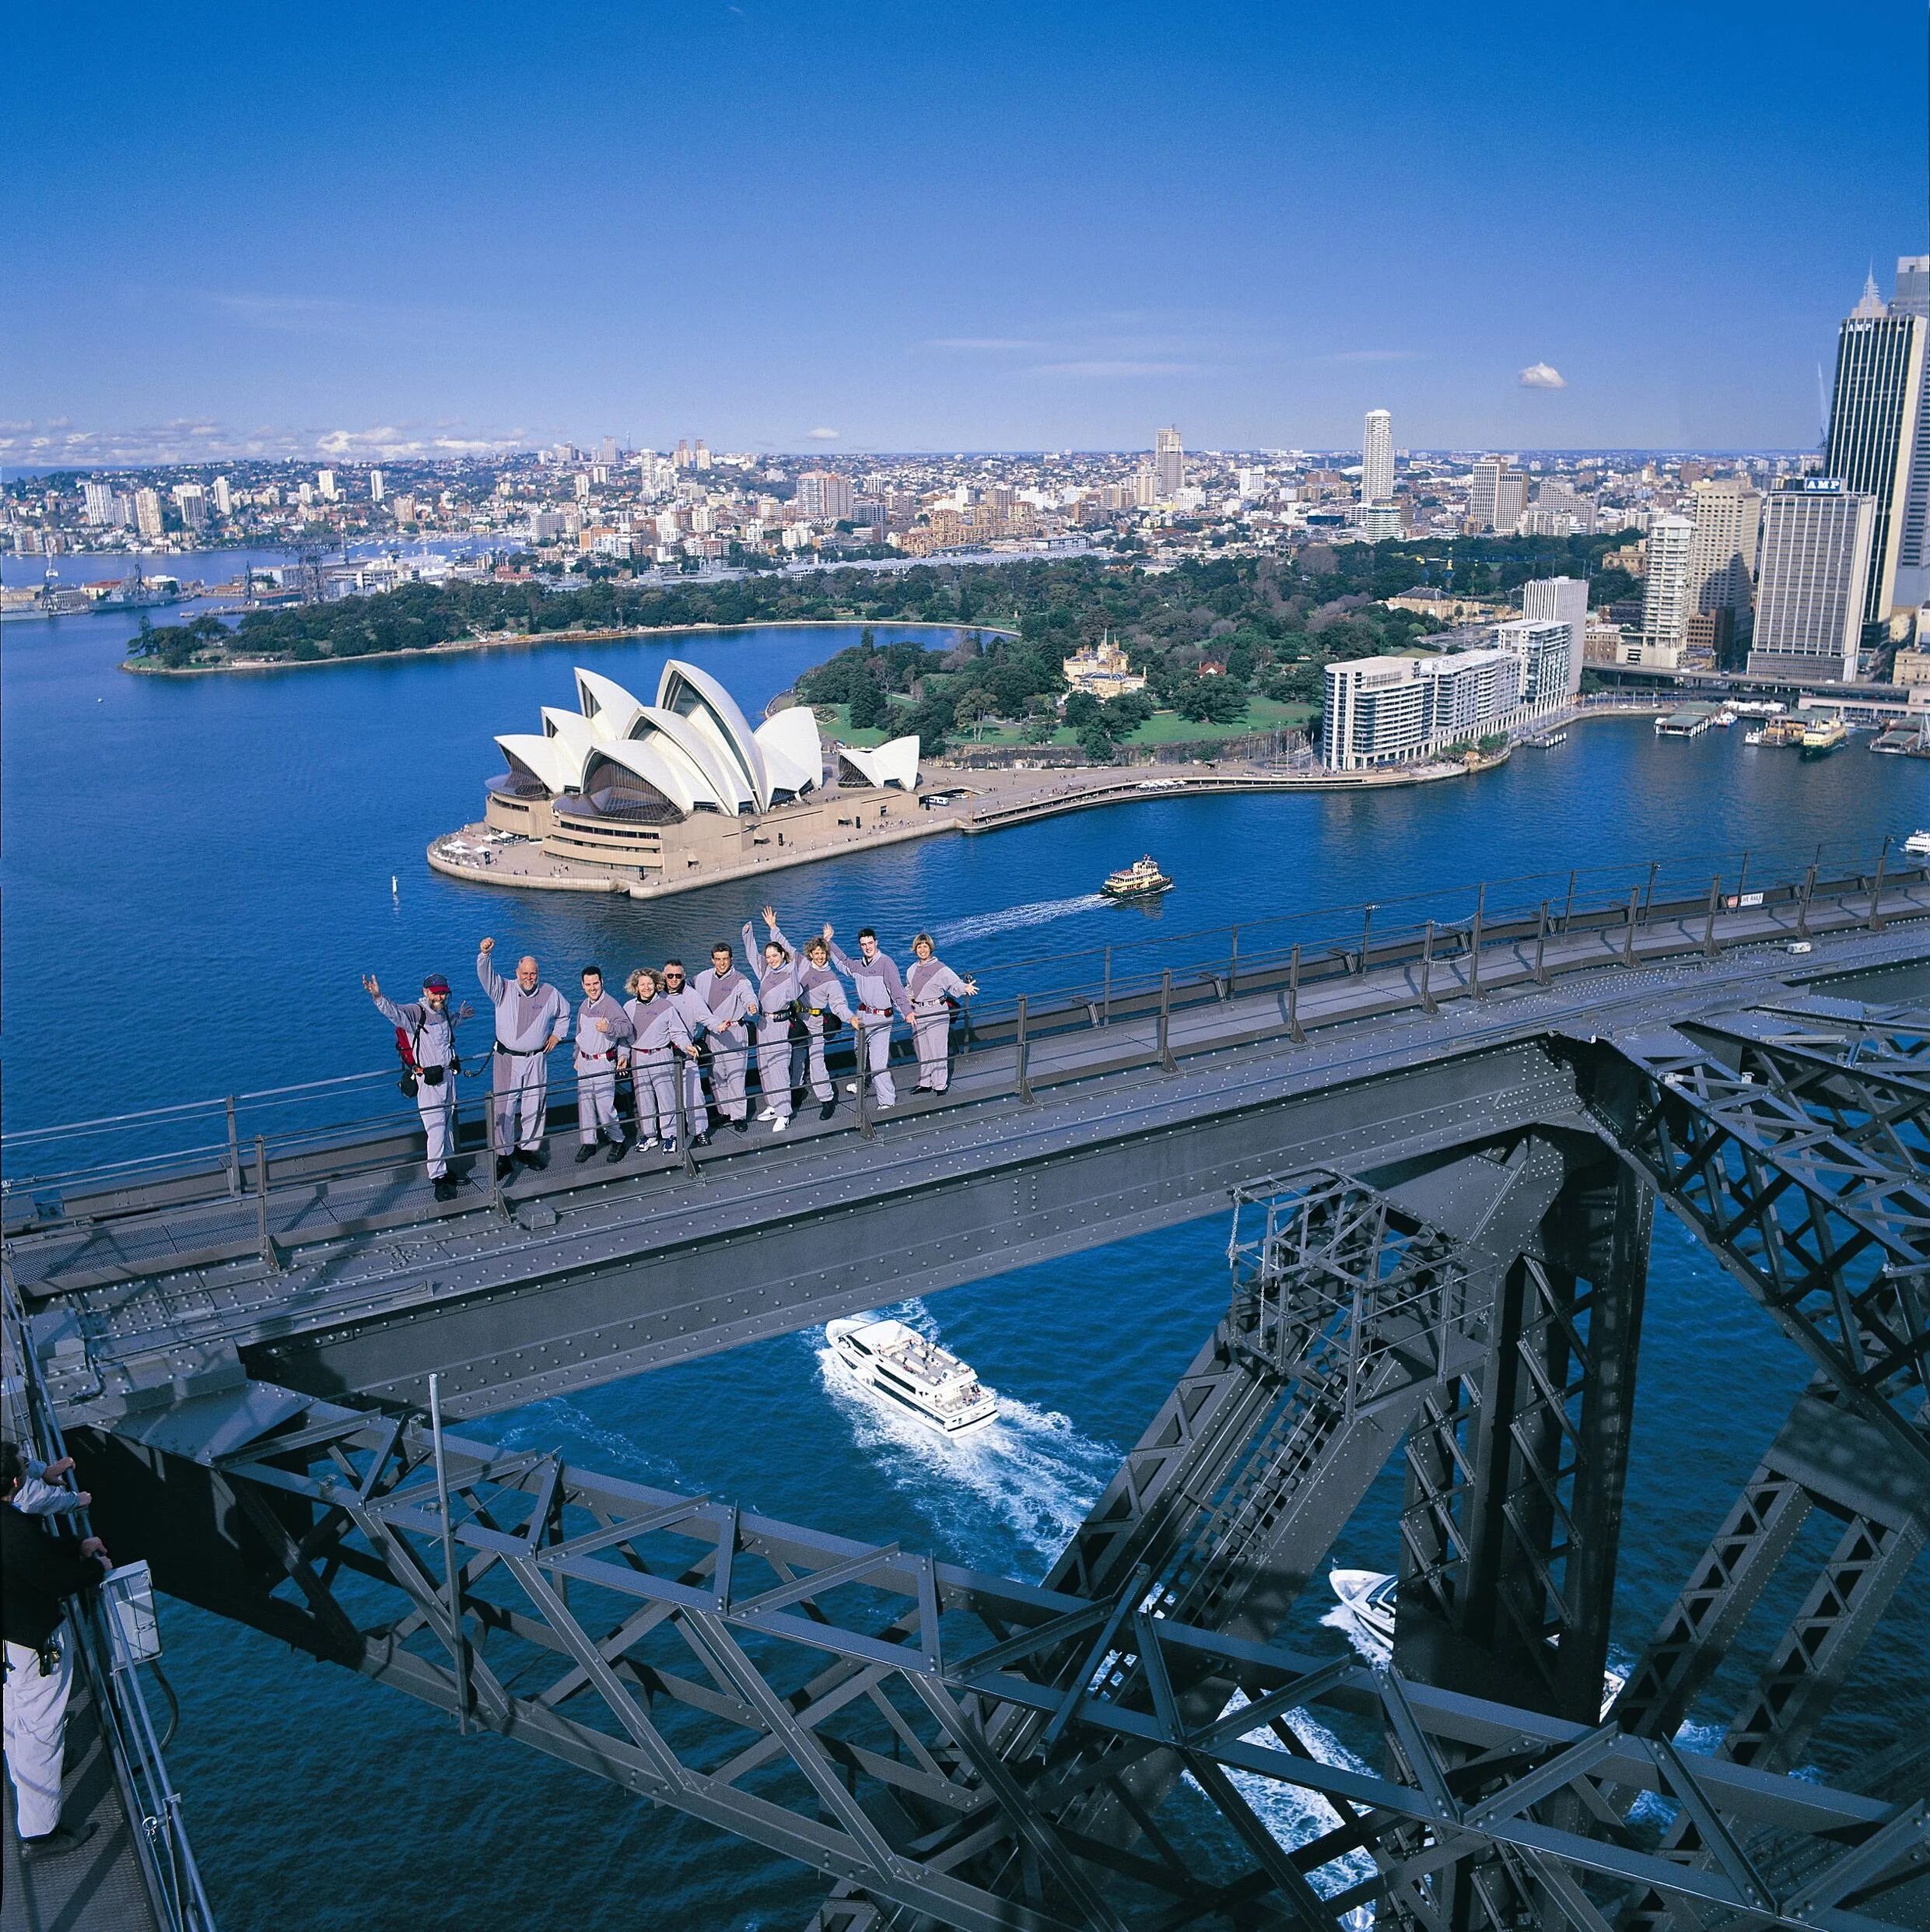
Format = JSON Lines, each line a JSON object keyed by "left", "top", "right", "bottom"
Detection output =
{"left": 812, "top": 1301, "right": 1117, "bottom": 1573}
{"left": 482, "top": 1395, "right": 692, "bottom": 1490}
{"left": 925, "top": 893, "right": 1109, "bottom": 947}
{"left": 1190, "top": 1691, "right": 1377, "bottom": 1927}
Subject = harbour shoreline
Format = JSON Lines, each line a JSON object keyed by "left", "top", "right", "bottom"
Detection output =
{"left": 119, "top": 615, "right": 1016, "bottom": 677}
{"left": 426, "top": 749, "right": 1510, "bottom": 900}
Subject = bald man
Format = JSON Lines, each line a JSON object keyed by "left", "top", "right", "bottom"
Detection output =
{"left": 478, "top": 938, "right": 569, "bottom": 1176}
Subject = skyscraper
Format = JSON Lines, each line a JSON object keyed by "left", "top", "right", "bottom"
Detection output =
{"left": 134, "top": 487, "right": 164, "bottom": 542}
{"left": 317, "top": 468, "right": 339, "bottom": 502}
{"left": 1824, "top": 274, "right": 1925, "bottom": 628}
{"left": 1746, "top": 480, "right": 1876, "bottom": 684}
{"left": 1155, "top": 426, "right": 1184, "bottom": 500}
{"left": 82, "top": 480, "right": 115, "bottom": 525}
{"left": 212, "top": 475, "right": 233, "bottom": 517}
{"left": 1687, "top": 479, "right": 1762, "bottom": 626}
{"left": 1468, "top": 458, "right": 1525, "bottom": 533}
{"left": 1891, "top": 256, "right": 1930, "bottom": 607}
{"left": 1521, "top": 576, "right": 1588, "bottom": 696}
{"left": 368, "top": 470, "right": 385, "bottom": 503}
{"left": 796, "top": 470, "right": 853, "bottom": 522}
{"left": 1640, "top": 515, "right": 1695, "bottom": 648}
{"left": 1361, "top": 409, "right": 1393, "bottom": 506}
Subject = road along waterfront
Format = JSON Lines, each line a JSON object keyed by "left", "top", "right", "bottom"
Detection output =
{"left": 5, "top": 605, "right": 1929, "bottom": 1930}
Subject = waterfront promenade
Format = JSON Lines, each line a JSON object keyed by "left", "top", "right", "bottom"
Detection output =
{"left": 426, "top": 747, "right": 1506, "bottom": 900}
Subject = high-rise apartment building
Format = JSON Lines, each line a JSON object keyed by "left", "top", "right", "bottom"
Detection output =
{"left": 1746, "top": 479, "right": 1876, "bottom": 684}
{"left": 368, "top": 471, "right": 384, "bottom": 503}
{"left": 795, "top": 470, "right": 853, "bottom": 522}
{"left": 172, "top": 482, "right": 208, "bottom": 531}
{"left": 599, "top": 436, "right": 618, "bottom": 465}
{"left": 1640, "top": 514, "right": 1695, "bottom": 647}
{"left": 1687, "top": 479, "right": 1762, "bottom": 626}
{"left": 1155, "top": 426, "right": 1184, "bottom": 500}
{"left": 212, "top": 476, "right": 233, "bottom": 517}
{"left": 134, "top": 488, "right": 164, "bottom": 542}
{"left": 694, "top": 440, "right": 712, "bottom": 471}
{"left": 1361, "top": 409, "right": 1393, "bottom": 506}
{"left": 1494, "top": 619, "right": 1573, "bottom": 707}
{"left": 1824, "top": 274, "right": 1924, "bottom": 628}
{"left": 1521, "top": 576, "right": 1588, "bottom": 696}
{"left": 82, "top": 480, "right": 116, "bottom": 525}
{"left": 317, "top": 468, "right": 339, "bottom": 502}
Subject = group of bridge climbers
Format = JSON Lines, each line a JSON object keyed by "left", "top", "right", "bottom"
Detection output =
{"left": 363, "top": 908, "right": 976, "bottom": 1194}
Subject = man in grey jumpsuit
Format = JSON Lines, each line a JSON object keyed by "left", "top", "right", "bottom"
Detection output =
{"left": 363, "top": 970, "right": 466, "bottom": 1200}
{"left": 765, "top": 910, "right": 852, "bottom": 1121}
{"left": 826, "top": 924, "right": 910, "bottom": 1111}
{"left": 573, "top": 965, "right": 634, "bottom": 1165}
{"left": 477, "top": 938, "right": 570, "bottom": 1177}
{"left": 658, "top": 962, "right": 713, "bottom": 1145}
{"left": 694, "top": 941, "right": 758, "bottom": 1133}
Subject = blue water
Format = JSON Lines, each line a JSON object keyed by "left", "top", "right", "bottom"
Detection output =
{"left": 4, "top": 601, "right": 1928, "bottom": 1928}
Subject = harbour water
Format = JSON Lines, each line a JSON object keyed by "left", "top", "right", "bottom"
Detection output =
{"left": 4, "top": 597, "right": 1928, "bottom": 1928}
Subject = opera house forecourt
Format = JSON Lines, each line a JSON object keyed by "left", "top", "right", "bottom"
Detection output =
{"left": 427, "top": 657, "right": 1503, "bottom": 901}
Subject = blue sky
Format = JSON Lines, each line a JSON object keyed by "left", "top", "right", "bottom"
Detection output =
{"left": 6, "top": 2, "right": 1925, "bottom": 461}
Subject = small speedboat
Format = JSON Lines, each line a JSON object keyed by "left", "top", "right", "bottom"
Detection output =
{"left": 1329, "top": 1569, "right": 1629, "bottom": 1718}
{"left": 827, "top": 1317, "right": 997, "bottom": 1436}
{"left": 1103, "top": 855, "right": 1174, "bottom": 899}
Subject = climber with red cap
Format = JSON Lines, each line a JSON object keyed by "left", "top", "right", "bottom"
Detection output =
{"left": 362, "top": 968, "right": 470, "bottom": 1200}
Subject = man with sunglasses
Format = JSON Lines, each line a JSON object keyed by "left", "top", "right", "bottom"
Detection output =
{"left": 657, "top": 960, "right": 713, "bottom": 1146}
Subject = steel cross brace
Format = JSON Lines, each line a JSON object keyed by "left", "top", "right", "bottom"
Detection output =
{"left": 179, "top": 1397, "right": 1921, "bottom": 1932}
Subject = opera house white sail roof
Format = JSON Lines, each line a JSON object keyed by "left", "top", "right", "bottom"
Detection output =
{"left": 492, "top": 660, "right": 918, "bottom": 822}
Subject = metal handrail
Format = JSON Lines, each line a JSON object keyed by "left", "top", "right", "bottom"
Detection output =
{"left": 0, "top": 1275, "right": 218, "bottom": 1932}
{"left": 2, "top": 836, "right": 1918, "bottom": 1214}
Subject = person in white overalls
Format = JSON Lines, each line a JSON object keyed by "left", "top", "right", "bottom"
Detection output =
{"left": 477, "top": 939, "right": 570, "bottom": 1179}
{"left": 364, "top": 970, "right": 467, "bottom": 1200}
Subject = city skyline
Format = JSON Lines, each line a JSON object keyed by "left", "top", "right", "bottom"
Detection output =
{"left": 5, "top": 3, "right": 1924, "bottom": 463}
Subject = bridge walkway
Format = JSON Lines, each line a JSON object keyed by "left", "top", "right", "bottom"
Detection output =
{"left": 11, "top": 881, "right": 1917, "bottom": 1312}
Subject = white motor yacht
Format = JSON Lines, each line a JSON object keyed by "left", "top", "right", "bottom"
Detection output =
{"left": 827, "top": 1318, "right": 998, "bottom": 1436}
{"left": 1329, "top": 1569, "right": 1628, "bottom": 1718}
{"left": 1905, "top": 829, "right": 1930, "bottom": 858}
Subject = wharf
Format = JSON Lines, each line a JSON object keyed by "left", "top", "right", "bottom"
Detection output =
{"left": 426, "top": 751, "right": 1499, "bottom": 901}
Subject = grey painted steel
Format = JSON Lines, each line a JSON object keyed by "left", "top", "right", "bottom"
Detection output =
{"left": 76, "top": 1381, "right": 1925, "bottom": 1932}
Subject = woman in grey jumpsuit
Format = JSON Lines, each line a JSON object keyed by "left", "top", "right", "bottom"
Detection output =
{"left": 763, "top": 909, "right": 853, "bottom": 1122}
{"left": 741, "top": 918, "right": 802, "bottom": 1132}
{"left": 905, "top": 934, "right": 976, "bottom": 1092}
{"left": 622, "top": 969, "right": 697, "bottom": 1148}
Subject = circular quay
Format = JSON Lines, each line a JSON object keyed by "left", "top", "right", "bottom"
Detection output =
{"left": 6, "top": 10, "right": 1930, "bottom": 1932}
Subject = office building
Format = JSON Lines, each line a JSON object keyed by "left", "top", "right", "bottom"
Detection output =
{"left": 317, "top": 468, "right": 339, "bottom": 502}
{"left": 1687, "top": 479, "right": 1760, "bottom": 626}
{"left": 82, "top": 480, "right": 116, "bottom": 526}
{"left": 368, "top": 470, "right": 385, "bottom": 503}
{"left": 1155, "top": 426, "right": 1185, "bottom": 499}
{"left": 1360, "top": 503, "right": 1402, "bottom": 540}
{"left": 1746, "top": 479, "right": 1876, "bottom": 684}
{"left": 1895, "top": 255, "right": 1930, "bottom": 319}
{"left": 1824, "top": 275, "right": 1925, "bottom": 627}
{"left": 1469, "top": 458, "right": 1525, "bottom": 533}
{"left": 599, "top": 436, "right": 618, "bottom": 465}
{"left": 1640, "top": 514, "right": 1695, "bottom": 647}
{"left": 795, "top": 470, "right": 854, "bottom": 522}
{"left": 1892, "top": 258, "right": 1930, "bottom": 606}
{"left": 1521, "top": 576, "right": 1588, "bottom": 695}
{"left": 1361, "top": 409, "right": 1393, "bottom": 506}
{"left": 134, "top": 488, "right": 164, "bottom": 542}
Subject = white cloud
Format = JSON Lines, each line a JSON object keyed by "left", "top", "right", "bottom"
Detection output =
{"left": 807, "top": 426, "right": 841, "bottom": 440}
{"left": 0, "top": 418, "right": 529, "bottom": 465}
{"left": 1031, "top": 359, "right": 1202, "bottom": 378}
{"left": 1518, "top": 362, "right": 1567, "bottom": 390}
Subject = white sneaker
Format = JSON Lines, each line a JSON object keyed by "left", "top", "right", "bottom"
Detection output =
{"left": 876, "top": 1099, "right": 895, "bottom": 1112}
{"left": 755, "top": 1106, "right": 777, "bottom": 1121}
{"left": 845, "top": 1082, "right": 859, "bottom": 1095}
{"left": 639, "top": 1136, "right": 658, "bottom": 1150}
{"left": 770, "top": 1115, "right": 789, "bottom": 1132}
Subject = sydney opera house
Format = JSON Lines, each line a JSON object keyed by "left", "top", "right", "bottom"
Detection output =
{"left": 478, "top": 659, "right": 923, "bottom": 881}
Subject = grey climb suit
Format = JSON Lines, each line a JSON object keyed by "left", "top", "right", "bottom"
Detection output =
{"left": 373, "top": 993, "right": 461, "bottom": 1179}
{"left": 743, "top": 922, "right": 801, "bottom": 1120}
{"left": 574, "top": 991, "right": 634, "bottom": 1145}
{"left": 623, "top": 994, "right": 694, "bottom": 1143}
{"left": 828, "top": 942, "right": 909, "bottom": 1109}
{"left": 905, "top": 956, "right": 970, "bottom": 1092}
{"left": 693, "top": 963, "right": 758, "bottom": 1120}
{"left": 661, "top": 983, "right": 713, "bottom": 1138}
{"left": 771, "top": 921, "right": 853, "bottom": 1102}
{"left": 478, "top": 951, "right": 570, "bottom": 1154}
